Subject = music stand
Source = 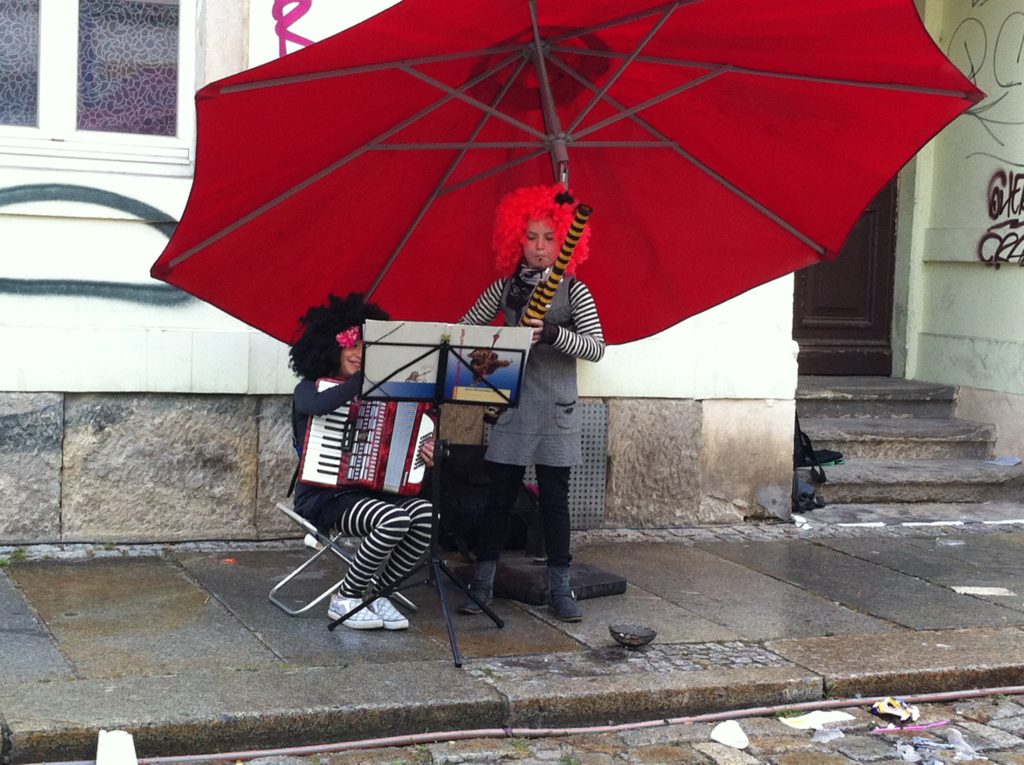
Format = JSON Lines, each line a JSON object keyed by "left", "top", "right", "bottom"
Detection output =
{"left": 326, "top": 321, "right": 532, "bottom": 668}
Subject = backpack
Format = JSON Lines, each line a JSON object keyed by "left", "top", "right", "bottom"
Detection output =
{"left": 794, "top": 413, "right": 840, "bottom": 484}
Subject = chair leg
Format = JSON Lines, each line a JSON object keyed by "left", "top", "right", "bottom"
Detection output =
{"left": 268, "top": 542, "right": 351, "bottom": 616}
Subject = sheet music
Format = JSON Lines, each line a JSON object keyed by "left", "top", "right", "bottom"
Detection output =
{"left": 362, "top": 320, "right": 532, "bottom": 405}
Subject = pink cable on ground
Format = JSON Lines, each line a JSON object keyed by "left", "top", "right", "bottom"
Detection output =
{"left": 31, "top": 685, "right": 1024, "bottom": 765}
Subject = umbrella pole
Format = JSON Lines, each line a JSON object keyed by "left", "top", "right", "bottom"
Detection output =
{"left": 528, "top": 0, "right": 569, "bottom": 187}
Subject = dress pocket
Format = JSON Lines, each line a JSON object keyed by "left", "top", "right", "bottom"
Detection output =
{"left": 554, "top": 400, "right": 577, "bottom": 429}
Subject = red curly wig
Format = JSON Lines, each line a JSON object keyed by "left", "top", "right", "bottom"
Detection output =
{"left": 491, "top": 184, "right": 591, "bottom": 276}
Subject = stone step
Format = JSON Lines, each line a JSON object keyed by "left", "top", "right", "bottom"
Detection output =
{"left": 801, "top": 417, "right": 995, "bottom": 460}
{"left": 801, "top": 459, "right": 1024, "bottom": 504}
{"left": 796, "top": 375, "right": 956, "bottom": 419}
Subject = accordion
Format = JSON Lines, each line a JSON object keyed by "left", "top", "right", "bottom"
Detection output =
{"left": 299, "top": 378, "right": 435, "bottom": 495}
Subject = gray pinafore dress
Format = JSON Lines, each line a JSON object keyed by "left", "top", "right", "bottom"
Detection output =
{"left": 485, "top": 276, "right": 581, "bottom": 467}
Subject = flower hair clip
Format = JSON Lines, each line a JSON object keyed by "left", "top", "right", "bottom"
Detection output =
{"left": 336, "top": 326, "right": 361, "bottom": 348}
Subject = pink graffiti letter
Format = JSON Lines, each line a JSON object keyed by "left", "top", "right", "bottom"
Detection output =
{"left": 273, "top": 0, "right": 314, "bottom": 58}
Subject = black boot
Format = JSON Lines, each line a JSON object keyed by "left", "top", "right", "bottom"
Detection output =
{"left": 457, "top": 559, "right": 497, "bottom": 615}
{"left": 548, "top": 565, "right": 582, "bottom": 622}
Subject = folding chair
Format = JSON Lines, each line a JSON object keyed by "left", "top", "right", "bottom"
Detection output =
{"left": 268, "top": 500, "right": 416, "bottom": 616}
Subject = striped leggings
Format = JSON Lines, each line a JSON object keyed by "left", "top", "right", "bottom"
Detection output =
{"left": 334, "top": 495, "right": 433, "bottom": 598}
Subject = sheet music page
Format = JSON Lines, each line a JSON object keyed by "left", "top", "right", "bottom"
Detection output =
{"left": 362, "top": 320, "right": 532, "bottom": 405}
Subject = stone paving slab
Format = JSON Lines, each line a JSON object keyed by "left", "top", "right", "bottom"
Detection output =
{"left": 818, "top": 533, "right": 1024, "bottom": 610}
{"left": 406, "top": 577, "right": 585, "bottom": 659}
{"left": 698, "top": 538, "right": 1024, "bottom": 630}
{"left": 5, "top": 661, "right": 504, "bottom": 764}
{"left": 175, "top": 549, "right": 585, "bottom": 663}
{"left": 8, "top": 558, "right": 279, "bottom": 678}
{"left": 767, "top": 626, "right": 1024, "bottom": 697}
{"left": 0, "top": 569, "right": 72, "bottom": 683}
{"left": 173, "top": 550, "right": 452, "bottom": 665}
{"left": 522, "top": 582, "right": 740, "bottom": 648}
{"left": 576, "top": 543, "right": 896, "bottom": 640}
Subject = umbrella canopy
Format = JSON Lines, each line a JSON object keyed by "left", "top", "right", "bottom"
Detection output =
{"left": 151, "top": 0, "right": 981, "bottom": 345}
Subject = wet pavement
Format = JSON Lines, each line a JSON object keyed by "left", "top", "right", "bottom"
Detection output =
{"left": 6, "top": 506, "right": 1024, "bottom": 762}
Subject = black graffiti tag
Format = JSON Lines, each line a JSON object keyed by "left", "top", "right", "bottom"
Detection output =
{"left": 948, "top": 11, "right": 1024, "bottom": 164}
{"left": 978, "top": 170, "right": 1024, "bottom": 266}
{"left": 988, "top": 170, "right": 1024, "bottom": 219}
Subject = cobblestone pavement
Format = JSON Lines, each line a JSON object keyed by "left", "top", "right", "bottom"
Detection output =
{"left": 222, "top": 696, "right": 1024, "bottom": 765}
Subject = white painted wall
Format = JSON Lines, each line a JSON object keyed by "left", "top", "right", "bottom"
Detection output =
{"left": 905, "top": 0, "right": 1024, "bottom": 395}
{"left": 0, "top": 0, "right": 797, "bottom": 401}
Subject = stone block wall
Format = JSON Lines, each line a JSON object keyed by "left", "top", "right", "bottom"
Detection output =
{"left": 0, "top": 392, "right": 793, "bottom": 544}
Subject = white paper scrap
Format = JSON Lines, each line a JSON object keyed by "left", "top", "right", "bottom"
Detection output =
{"left": 837, "top": 522, "right": 886, "bottom": 528}
{"left": 952, "top": 586, "right": 1016, "bottom": 596}
{"left": 986, "top": 455, "right": 1021, "bottom": 466}
{"left": 902, "top": 521, "right": 963, "bottom": 527}
{"left": 710, "top": 719, "right": 749, "bottom": 749}
{"left": 96, "top": 730, "right": 138, "bottom": 765}
{"left": 778, "top": 710, "right": 856, "bottom": 730}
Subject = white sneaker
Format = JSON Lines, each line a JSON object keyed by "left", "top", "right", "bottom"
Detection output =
{"left": 328, "top": 594, "right": 383, "bottom": 630}
{"left": 368, "top": 596, "right": 409, "bottom": 630}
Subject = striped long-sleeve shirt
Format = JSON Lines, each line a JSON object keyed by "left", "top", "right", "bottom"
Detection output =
{"left": 461, "top": 277, "right": 605, "bottom": 363}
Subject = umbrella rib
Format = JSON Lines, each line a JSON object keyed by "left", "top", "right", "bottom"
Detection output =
{"left": 544, "top": 0, "right": 705, "bottom": 46}
{"left": 217, "top": 44, "right": 524, "bottom": 95}
{"left": 441, "top": 150, "right": 550, "bottom": 197}
{"left": 366, "top": 56, "right": 530, "bottom": 298}
{"left": 572, "top": 66, "right": 729, "bottom": 141}
{"left": 566, "top": 4, "right": 679, "bottom": 135}
{"left": 550, "top": 47, "right": 977, "bottom": 99}
{"left": 545, "top": 52, "right": 828, "bottom": 256}
{"left": 371, "top": 142, "right": 545, "bottom": 150}
{"left": 399, "top": 64, "right": 547, "bottom": 141}
{"left": 167, "top": 56, "right": 522, "bottom": 270}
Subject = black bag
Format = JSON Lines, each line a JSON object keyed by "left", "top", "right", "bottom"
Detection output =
{"left": 792, "top": 474, "right": 826, "bottom": 513}
{"left": 793, "top": 413, "right": 830, "bottom": 484}
{"left": 792, "top": 413, "right": 836, "bottom": 514}
{"left": 431, "top": 444, "right": 544, "bottom": 560}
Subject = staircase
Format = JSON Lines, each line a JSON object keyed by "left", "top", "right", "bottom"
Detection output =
{"left": 796, "top": 377, "right": 1024, "bottom": 507}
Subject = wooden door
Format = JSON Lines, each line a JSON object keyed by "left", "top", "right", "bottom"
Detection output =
{"left": 793, "top": 181, "right": 898, "bottom": 375}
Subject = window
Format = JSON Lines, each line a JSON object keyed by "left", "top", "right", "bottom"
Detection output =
{"left": 0, "top": 0, "right": 196, "bottom": 174}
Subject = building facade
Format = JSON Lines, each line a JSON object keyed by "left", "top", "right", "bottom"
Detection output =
{"left": 6, "top": 0, "right": 1002, "bottom": 544}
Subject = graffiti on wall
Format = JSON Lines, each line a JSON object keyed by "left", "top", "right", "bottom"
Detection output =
{"left": 273, "top": 1, "right": 314, "bottom": 58}
{"left": 947, "top": 9, "right": 1023, "bottom": 167}
{"left": 979, "top": 170, "right": 1024, "bottom": 267}
{"left": 251, "top": 1, "right": 400, "bottom": 66}
{"left": 0, "top": 183, "right": 191, "bottom": 305}
{"left": 946, "top": 5, "right": 1024, "bottom": 265}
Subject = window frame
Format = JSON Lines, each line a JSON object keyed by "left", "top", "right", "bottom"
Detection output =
{"left": 0, "top": 0, "right": 197, "bottom": 176}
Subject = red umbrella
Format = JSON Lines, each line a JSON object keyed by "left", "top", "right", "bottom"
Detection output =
{"left": 151, "top": 0, "right": 980, "bottom": 345}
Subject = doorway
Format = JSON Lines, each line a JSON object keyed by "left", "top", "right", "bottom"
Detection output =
{"left": 792, "top": 180, "right": 898, "bottom": 376}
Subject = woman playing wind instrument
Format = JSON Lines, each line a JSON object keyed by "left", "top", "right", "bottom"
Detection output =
{"left": 457, "top": 185, "right": 605, "bottom": 622}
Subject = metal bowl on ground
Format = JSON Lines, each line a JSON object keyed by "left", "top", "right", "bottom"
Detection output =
{"left": 609, "top": 623, "right": 656, "bottom": 648}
